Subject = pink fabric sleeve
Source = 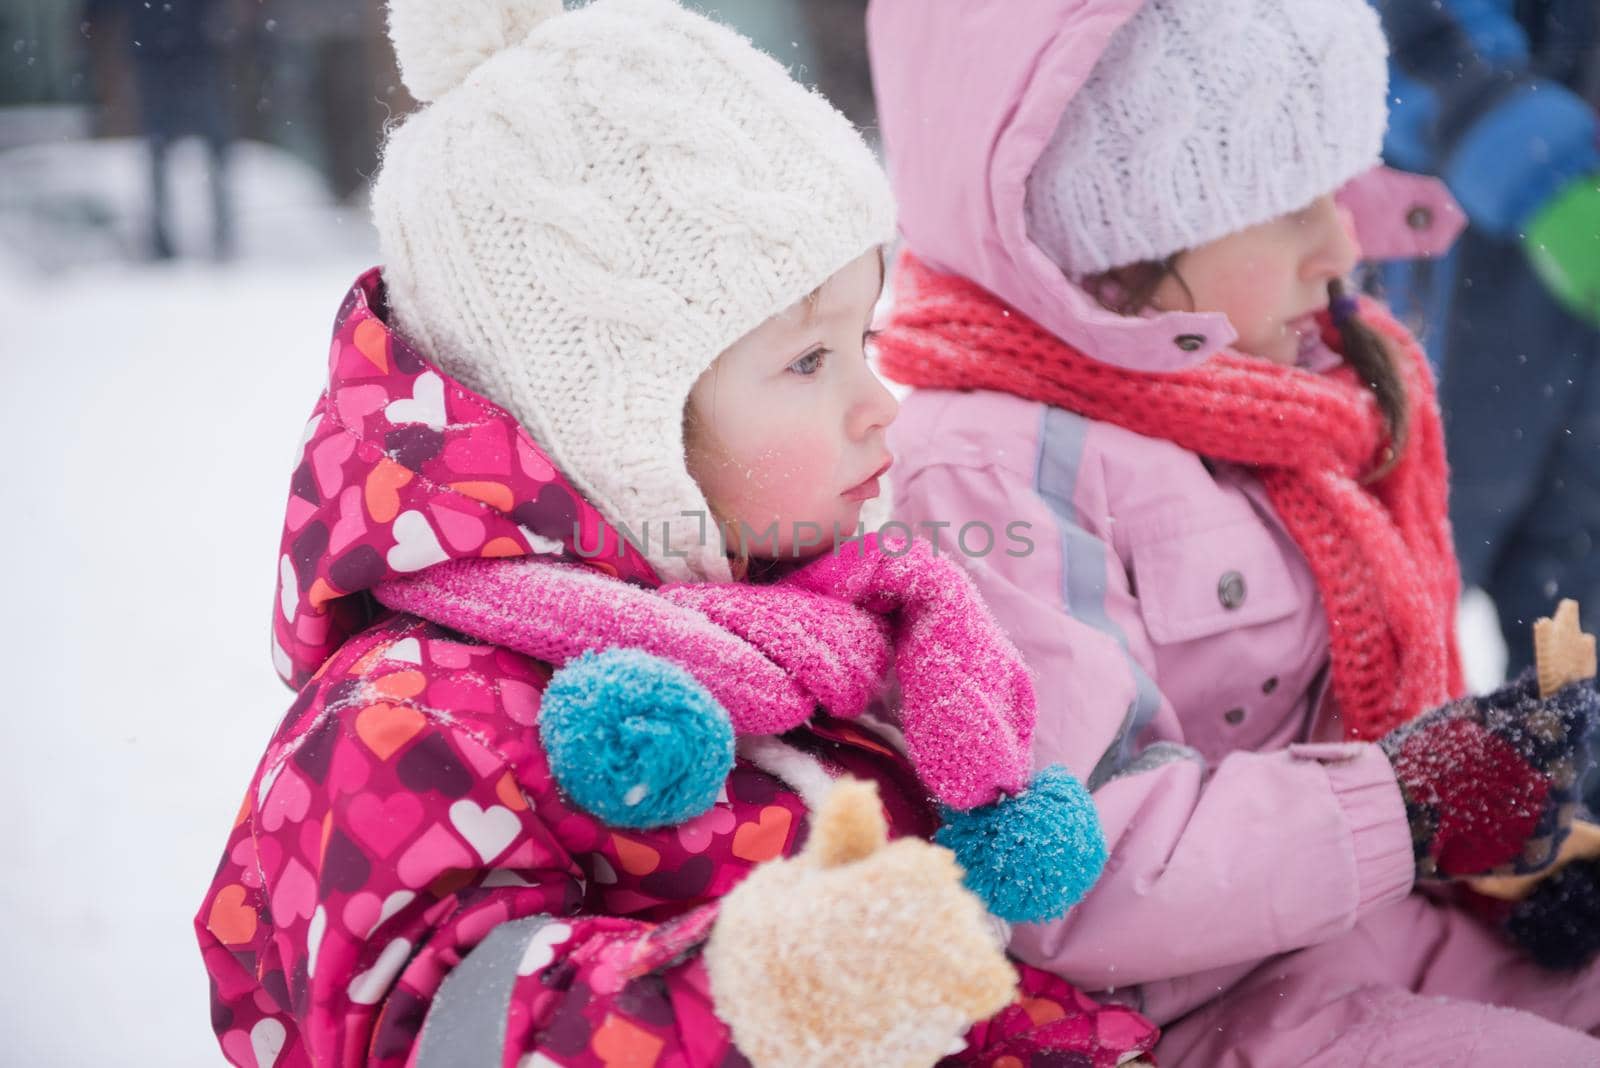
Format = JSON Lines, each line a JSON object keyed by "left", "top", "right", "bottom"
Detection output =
{"left": 891, "top": 459, "right": 1416, "bottom": 1003}
{"left": 1294, "top": 741, "right": 1420, "bottom": 916}
{"left": 196, "top": 714, "right": 747, "bottom": 1068}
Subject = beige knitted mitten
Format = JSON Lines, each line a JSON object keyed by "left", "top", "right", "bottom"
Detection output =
{"left": 704, "top": 779, "right": 1017, "bottom": 1068}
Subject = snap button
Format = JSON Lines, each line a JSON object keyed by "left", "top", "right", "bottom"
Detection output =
{"left": 1224, "top": 707, "right": 1246, "bottom": 725}
{"left": 1218, "top": 570, "right": 1246, "bottom": 610}
{"left": 1262, "top": 676, "right": 1280, "bottom": 695}
{"left": 1174, "top": 334, "right": 1207, "bottom": 352}
{"left": 1405, "top": 205, "right": 1433, "bottom": 230}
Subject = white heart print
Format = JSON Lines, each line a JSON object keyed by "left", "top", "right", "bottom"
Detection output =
{"left": 279, "top": 555, "right": 299, "bottom": 621}
{"left": 516, "top": 922, "right": 574, "bottom": 976}
{"left": 347, "top": 937, "right": 413, "bottom": 1005}
{"left": 449, "top": 800, "right": 520, "bottom": 862}
{"left": 387, "top": 511, "right": 449, "bottom": 573}
{"left": 306, "top": 906, "right": 327, "bottom": 978}
{"left": 251, "top": 1018, "right": 286, "bottom": 1068}
{"left": 384, "top": 371, "right": 447, "bottom": 428}
{"left": 384, "top": 637, "right": 423, "bottom": 664}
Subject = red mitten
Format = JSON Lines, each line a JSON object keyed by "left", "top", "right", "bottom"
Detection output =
{"left": 1379, "top": 670, "right": 1598, "bottom": 879}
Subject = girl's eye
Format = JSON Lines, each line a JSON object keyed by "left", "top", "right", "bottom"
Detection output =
{"left": 789, "top": 348, "right": 827, "bottom": 376}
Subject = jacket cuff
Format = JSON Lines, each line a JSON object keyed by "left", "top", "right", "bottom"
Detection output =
{"left": 1292, "top": 742, "right": 1416, "bottom": 917}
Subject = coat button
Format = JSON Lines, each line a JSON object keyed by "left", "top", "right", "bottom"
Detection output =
{"left": 1218, "top": 570, "right": 1246, "bottom": 609}
{"left": 1405, "top": 205, "right": 1433, "bottom": 230}
{"left": 1262, "top": 676, "right": 1280, "bottom": 694}
{"left": 1174, "top": 334, "right": 1207, "bottom": 352}
{"left": 1225, "top": 707, "right": 1246, "bottom": 725}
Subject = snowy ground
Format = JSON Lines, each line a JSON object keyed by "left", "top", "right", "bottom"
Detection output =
{"left": 0, "top": 138, "right": 1509, "bottom": 1067}
{"left": 1, "top": 137, "right": 376, "bottom": 1066}
{"left": 2, "top": 257, "right": 378, "bottom": 1066}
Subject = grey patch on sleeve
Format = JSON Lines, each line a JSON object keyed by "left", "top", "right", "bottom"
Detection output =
{"left": 1034, "top": 408, "right": 1166, "bottom": 787}
{"left": 1088, "top": 716, "right": 1203, "bottom": 793}
{"left": 415, "top": 914, "right": 553, "bottom": 1068}
{"left": 1086, "top": 702, "right": 1142, "bottom": 791}
{"left": 1101, "top": 740, "right": 1205, "bottom": 785}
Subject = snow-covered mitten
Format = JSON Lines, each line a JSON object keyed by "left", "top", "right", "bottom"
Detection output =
{"left": 676, "top": 532, "right": 1107, "bottom": 924}
{"left": 704, "top": 779, "right": 1017, "bottom": 1068}
{"left": 776, "top": 532, "right": 1106, "bottom": 923}
{"left": 1502, "top": 856, "right": 1600, "bottom": 970}
{"left": 1454, "top": 600, "right": 1600, "bottom": 968}
{"left": 1379, "top": 669, "right": 1599, "bottom": 880}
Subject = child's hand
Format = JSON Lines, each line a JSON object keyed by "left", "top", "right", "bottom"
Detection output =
{"left": 1379, "top": 670, "right": 1599, "bottom": 881}
{"left": 704, "top": 779, "right": 1017, "bottom": 1068}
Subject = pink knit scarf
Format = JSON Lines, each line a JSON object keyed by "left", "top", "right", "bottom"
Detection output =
{"left": 374, "top": 533, "right": 1036, "bottom": 809}
{"left": 877, "top": 252, "right": 1464, "bottom": 741}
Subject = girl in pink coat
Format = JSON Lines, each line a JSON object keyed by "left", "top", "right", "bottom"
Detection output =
{"left": 867, "top": 0, "right": 1600, "bottom": 1062}
{"left": 194, "top": 0, "right": 1160, "bottom": 1065}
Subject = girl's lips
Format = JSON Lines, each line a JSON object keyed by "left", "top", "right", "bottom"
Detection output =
{"left": 842, "top": 478, "right": 881, "bottom": 503}
{"left": 842, "top": 458, "right": 893, "bottom": 501}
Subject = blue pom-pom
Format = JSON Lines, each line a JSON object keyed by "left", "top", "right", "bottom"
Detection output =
{"left": 539, "top": 648, "right": 734, "bottom": 829}
{"left": 934, "top": 764, "right": 1107, "bottom": 924}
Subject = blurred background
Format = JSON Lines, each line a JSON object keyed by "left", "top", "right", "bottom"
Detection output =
{"left": 3, "top": 0, "right": 1587, "bottom": 1063}
{"left": 0, "top": 0, "right": 876, "bottom": 272}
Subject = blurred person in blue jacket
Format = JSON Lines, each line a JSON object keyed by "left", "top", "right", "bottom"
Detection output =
{"left": 1373, "top": 0, "right": 1600, "bottom": 674}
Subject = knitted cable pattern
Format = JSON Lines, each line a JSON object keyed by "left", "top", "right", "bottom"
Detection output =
{"left": 372, "top": 0, "right": 896, "bottom": 583}
{"left": 877, "top": 252, "right": 1465, "bottom": 741}
{"left": 1025, "top": 0, "right": 1389, "bottom": 275}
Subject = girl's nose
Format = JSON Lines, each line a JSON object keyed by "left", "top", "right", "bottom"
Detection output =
{"left": 1301, "top": 196, "right": 1361, "bottom": 284}
{"left": 849, "top": 367, "right": 900, "bottom": 441}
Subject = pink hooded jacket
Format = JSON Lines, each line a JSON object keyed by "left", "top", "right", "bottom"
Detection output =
{"left": 195, "top": 270, "right": 1159, "bottom": 1067}
{"left": 867, "top": 0, "right": 1464, "bottom": 1025}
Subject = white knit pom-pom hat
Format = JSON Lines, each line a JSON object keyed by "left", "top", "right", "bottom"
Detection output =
{"left": 1025, "top": 0, "right": 1390, "bottom": 278}
{"left": 373, "top": 0, "right": 895, "bottom": 582}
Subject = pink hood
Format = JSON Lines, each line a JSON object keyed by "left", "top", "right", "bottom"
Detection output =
{"left": 865, "top": 0, "right": 1465, "bottom": 373}
{"left": 272, "top": 269, "right": 658, "bottom": 688}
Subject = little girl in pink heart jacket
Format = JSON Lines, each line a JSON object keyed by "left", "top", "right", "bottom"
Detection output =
{"left": 193, "top": 1, "right": 1158, "bottom": 1066}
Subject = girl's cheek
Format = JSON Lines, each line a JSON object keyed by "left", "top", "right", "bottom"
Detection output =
{"left": 771, "top": 443, "right": 833, "bottom": 494}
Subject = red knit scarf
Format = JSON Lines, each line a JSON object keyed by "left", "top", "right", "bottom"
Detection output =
{"left": 878, "top": 252, "right": 1465, "bottom": 741}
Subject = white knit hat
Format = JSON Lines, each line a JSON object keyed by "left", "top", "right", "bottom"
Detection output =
{"left": 372, "top": 0, "right": 896, "bottom": 582}
{"left": 1025, "top": 0, "right": 1389, "bottom": 277}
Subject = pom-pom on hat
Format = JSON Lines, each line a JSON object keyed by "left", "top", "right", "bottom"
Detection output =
{"left": 372, "top": 0, "right": 896, "bottom": 582}
{"left": 387, "top": 0, "right": 564, "bottom": 104}
{"left": 1025, "top": 0, "right": 1390, "bottom": 277}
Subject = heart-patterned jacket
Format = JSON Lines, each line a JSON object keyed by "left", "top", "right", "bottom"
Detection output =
{"left": 194, "top": 269, "right": 1159, "bottom": 1068}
